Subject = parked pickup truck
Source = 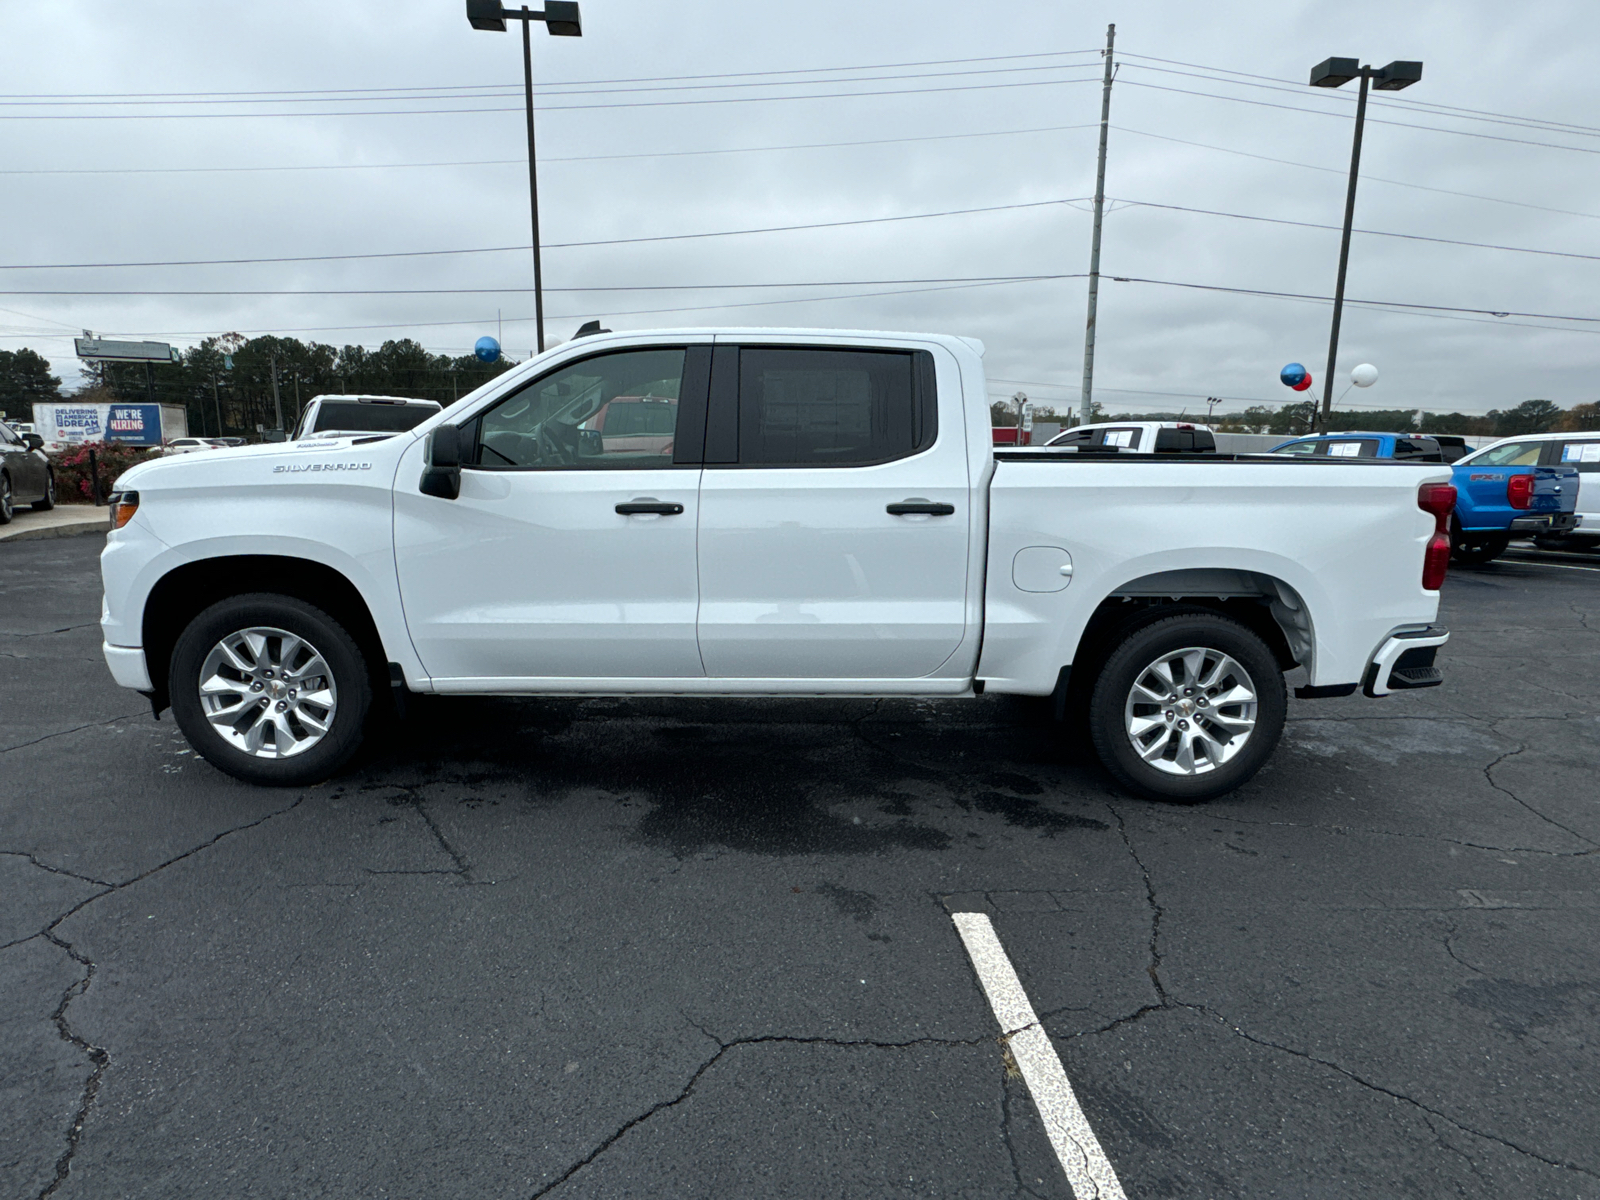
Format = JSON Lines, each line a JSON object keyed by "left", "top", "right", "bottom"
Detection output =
{"left": 99, "top": 328, "right": 1455, "bottom": 801}
{"left": 1447, "top": 434, "right": 1581, "bottom": 564}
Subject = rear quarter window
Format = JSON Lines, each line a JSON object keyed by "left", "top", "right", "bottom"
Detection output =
{"left": 1559, "top": 440, "right": 1600, "bottom": 473}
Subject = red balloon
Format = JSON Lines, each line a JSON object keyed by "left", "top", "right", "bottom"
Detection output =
{"left": 1291, "top": 373, "right": 1314, "bottom": 392}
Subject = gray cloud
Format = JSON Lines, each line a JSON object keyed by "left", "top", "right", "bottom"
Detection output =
{"left": 2, "top": 0, "right": 1596, "bottom": 416}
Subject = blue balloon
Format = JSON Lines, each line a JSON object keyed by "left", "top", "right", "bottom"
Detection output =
{"left": 474, "top": 335, "right": 501, "bottom": 364}
{"left": 1280, "top": 362, "right": 1308, "bottom": 388}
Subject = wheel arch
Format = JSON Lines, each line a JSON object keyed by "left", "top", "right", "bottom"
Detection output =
{"left": 1066, "top": 568, "right": 1312, "bottom": 699}
{"left": 142, "top": 555, "right": 392, "bottom": 714}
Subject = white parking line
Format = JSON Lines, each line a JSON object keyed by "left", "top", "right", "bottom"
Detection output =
{"left": 1499, "top": 556, "right": 1600, "bottom": 573}
{"left": 952, "top": 912, "right": 1129, "bottom": 1200}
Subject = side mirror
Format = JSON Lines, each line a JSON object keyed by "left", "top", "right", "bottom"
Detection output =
{"left": 420, "top": 425, "right": 462, "bottom": 499}
{"left": 23, "top": 433, "right": 44, "bottom": 451}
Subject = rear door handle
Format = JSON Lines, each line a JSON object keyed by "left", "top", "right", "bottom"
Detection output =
{"left": 616, "top": 499, "right": 684, "bottom": 515}
{"left": 887, "top": 500, "right": 956, "bottom": 516}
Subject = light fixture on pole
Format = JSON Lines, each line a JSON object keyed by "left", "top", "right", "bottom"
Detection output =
{"left": 1308, "top": 55, "right": 1421, "bottom": 434}
{"left": 466, "top": 0, "right": 583, "bottom": 355}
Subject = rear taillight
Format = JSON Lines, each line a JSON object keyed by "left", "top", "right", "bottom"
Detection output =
{"left": 1418, "top": 482, "right": 1455, "bottom": 590}
{"left": 1507, "top": 473, "right": 1534, "bottom": 509}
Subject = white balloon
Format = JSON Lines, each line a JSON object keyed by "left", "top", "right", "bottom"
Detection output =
{"left": 1350, "top": 363, "right": 1379, "bottom": 388}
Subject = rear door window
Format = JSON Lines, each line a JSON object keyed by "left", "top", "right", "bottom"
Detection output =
{"left": 1558, "top": 439, "right": 1600, "bottom": 473}
{"left": 1326, "top": 439, "right": 1379, "bottom": 458}
{"left": 1099, "top": 427, "right": 1141, "bottom": 449}
{"left": 732, "top": 347, "right": 934, "bottom": 467}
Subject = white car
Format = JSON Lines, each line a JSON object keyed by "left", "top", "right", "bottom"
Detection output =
{"left": 1459, "top": 430, "right": 1598, "bottom": 551}
{"left": 293, "top": 394, "right": 442, "bottom": 441}
{"left": 1045, "top": 420, "right": 1216, "bottom": 453}
{"left": 99, "top": 327, "right": 1453, "bottom": 799}
{"left": 153, "top": 438, "right": 221, "bottom": 456}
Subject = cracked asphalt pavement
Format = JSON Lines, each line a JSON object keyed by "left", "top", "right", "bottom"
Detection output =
{"left": 3, "top": 536, "right": 1597, "bottom": 1199}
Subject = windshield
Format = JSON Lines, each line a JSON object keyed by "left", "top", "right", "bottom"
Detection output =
{"left": 311, "top": 401, "right": 439, "bottom": 434}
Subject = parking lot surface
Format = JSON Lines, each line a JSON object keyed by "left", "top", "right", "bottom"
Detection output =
{"left": 3, "top": 535, "right": 1597, "bottom": 1199}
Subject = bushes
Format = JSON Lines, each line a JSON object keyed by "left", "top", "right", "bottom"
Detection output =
{"left": 47, "top": 442, "right": 152, "bottom": 503}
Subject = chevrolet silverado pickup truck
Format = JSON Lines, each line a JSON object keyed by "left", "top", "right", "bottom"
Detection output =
{"left": 100, "top": 328, "right": 1455, "bottom": 801}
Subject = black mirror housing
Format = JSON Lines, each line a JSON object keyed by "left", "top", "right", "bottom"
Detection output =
{"left": 23, "top": 433, "right": 44, "bottom": 451}
{"left": 421, "top": 425, "right": 463, "bottom": 499}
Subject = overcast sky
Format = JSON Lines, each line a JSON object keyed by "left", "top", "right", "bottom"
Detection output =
{"left": 3, "top": 0, "right": 1596, "bottom": 416}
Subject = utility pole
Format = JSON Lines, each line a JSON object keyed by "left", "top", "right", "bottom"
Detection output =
{"left": 1079, "top": 22, "right": 1116, "bottom": 429}
{"left": 270, "top": 354, "right": 284, "bottom": 432}
{"left": 212, "top": 369, "right": 223, "bottom": 436}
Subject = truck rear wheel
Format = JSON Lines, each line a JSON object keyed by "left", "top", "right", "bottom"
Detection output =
{"left": 169, "top": 594, "right": 372, "bottom": 786}
{"left": 1088, "top": 613, "right": 1286, "bottom": 802}
{"left": 1450, "top": 521, "right": 1509, "bottom": 566}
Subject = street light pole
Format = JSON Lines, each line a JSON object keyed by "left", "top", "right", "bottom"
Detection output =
{"left": 519, "top": 10, "right": 546, "bottom": 353}
{"left": 1308, "top": 56, "right": 1421, "bottom": 434}
{"left": 468, "top": 0, "right": 584, "bottom": 356}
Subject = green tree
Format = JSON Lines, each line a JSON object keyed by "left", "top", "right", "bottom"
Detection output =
{"left": 0, "top": 348, "right": 63, "bottom": 419}
{"left": 1556, "top": 402, "right": 1600, "bottom": 432}
{"left": 1268, "top": 402, "right": 1317, "bottom": 436}
{"left": 1488, "top": 399, "right": 1562, "bottom": 436}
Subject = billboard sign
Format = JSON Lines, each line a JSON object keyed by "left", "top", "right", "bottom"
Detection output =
{"left": 105, "top": 404, "right": 164, "bottom": 446}
{"left": 74, "top": 337, "right": 180, "bottom": 363}
{"left": 32, "top": 402, "right": 175, "bottom": 447}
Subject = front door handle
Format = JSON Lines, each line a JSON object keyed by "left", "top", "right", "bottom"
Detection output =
{"left": 616, "top": 499, "right": 685, "bottom": 515}
{"left": 887, "top": 499, "right": 956, "bottom": 516}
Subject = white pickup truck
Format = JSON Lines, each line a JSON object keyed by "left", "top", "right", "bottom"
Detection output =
{"left": 99, "top": 328, "right": 1455, "bottom": 800}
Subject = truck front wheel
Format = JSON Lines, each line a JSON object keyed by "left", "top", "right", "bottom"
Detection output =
{"left": 169, "top": 594, "right": 372, "bottom": 786}
{"left": 1088, "top": 613, "right": 1286, "bottom": 802}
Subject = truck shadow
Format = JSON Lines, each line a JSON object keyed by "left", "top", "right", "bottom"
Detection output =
{"left": 361, "top": 693, "right": 1115, "bottom": 858}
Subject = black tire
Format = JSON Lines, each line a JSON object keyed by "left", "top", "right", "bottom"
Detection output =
{"left": 1088, "top": 612, "right": 1287, "bottom": 803}
{"left": 31, "top": 470, "right": 55, "bottom": 511}
{"left": 1449, "top": 520, "right": 1509, "bottom": 566}
{"left": 169, "top": 593, "right": 372, "bottom": 786}
{"left": 0, "top": 472, "right": 13, "bottom": 524}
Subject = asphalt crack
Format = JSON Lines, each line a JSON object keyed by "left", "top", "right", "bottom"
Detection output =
{"left": 1109, "top": 805, "right": 1167, "bottom": 1004}
{"left": 1482, "top": 744, "right": 1597, "bottom": 848}
{"left": 22, "top": 795, "right": 308, "bottom": 1196}
{"left": 1187, "top": 1003, "right": 1600, "bottom": 1182}
{"left": 527, "top": 1031, "right": 986, "bottom": 1198}
{"left": 0, "top": 850, "right": 113, "bottom": 889}
{"left": 37, "top": 933, "right": 108, "bottom": 1200}
{"left": 1, "top": 711, "right": 147, "bottom": 757}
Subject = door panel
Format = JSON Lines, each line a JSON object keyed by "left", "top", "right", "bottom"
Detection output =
{"left": 395, "top": 467, "right": 704, "bottom": 681}
{"left": 394, "top": 343, "right": 710, "bottom": 684}
{"left": 694, "top": 344, "right": 970, "bottom": 680}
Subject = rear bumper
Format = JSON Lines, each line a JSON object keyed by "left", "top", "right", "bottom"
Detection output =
{"left": 103, "top": 642, "right": 152, "bottom": 691}
{"left": 1363, "top": 627, "right": 1449, "bottom": 697}
{"left": 1508, "top": 513, "right": 1579, "bottom": 533}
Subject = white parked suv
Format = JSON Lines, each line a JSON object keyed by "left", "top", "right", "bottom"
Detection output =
{"left": 153, "top": 437, "right": 221, "bottom": 456}
{"left": 1470, "top": 430, "right": 1599, "bottom": 551}
{"left": 99, "top": 328, "right": 1455, "bottom": 799}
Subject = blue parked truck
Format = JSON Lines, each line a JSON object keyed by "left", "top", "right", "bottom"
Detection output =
{"left": 1270, "top": 431, "right": 1580, "bottom": 565}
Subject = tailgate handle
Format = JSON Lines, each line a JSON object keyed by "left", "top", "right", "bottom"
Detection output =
{"left": 887, "top": 500, "right": 956, "bottom": 516}
{"left": 616, "top": 499, "right": 684, "bottom": 515}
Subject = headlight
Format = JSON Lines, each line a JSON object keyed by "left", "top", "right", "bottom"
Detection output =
{"left": 108, "top": 490, "right": 140, "bottom": 530}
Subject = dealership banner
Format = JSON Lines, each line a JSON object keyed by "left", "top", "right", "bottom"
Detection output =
{"left": 105, "top": 404, "right": 163, "bottom": 446}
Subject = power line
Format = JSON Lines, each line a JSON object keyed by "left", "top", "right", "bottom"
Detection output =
{"left": 1106, "top": 274, "right": 1600, "bottom": 324}
{"left": 1113, "top": 125, "right": 1600, "bottom": 221}
{"left": 1, "top": 124, "right": 1099, "bottom": 177}
{"left": 0, "top": 275, "right": 1076, "bottom": 297}
{"left": 0, "top": 74, "right": 1106, "bottom": 120}
{"left": 1, "top": 277, "right": 1080, "bottom": 342}
{"left": 1118, "top": 78, "right": 1600, "bottom": 158}
{"left": 0, "top": 60, "right": 1101, "bottom": 108}
{"left": 1111, "top": 197, "right": 1600, "bottom": 264}
{"left": 1115, "top": 52, "right": 1600, "bottom": 140}
{"left": 0, "top": 49, "right": 1101, "bottom": 101}
{"left": 0, "top": 198, "right": 1090, "bottom": 270}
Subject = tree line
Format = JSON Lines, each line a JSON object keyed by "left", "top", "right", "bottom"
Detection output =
{"left": 1, "top": 338, "right": 516, "bottom": 437}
